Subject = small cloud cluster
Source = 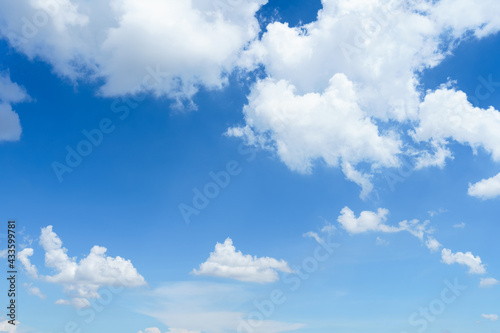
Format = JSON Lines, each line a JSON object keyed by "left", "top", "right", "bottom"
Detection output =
{"left": 18, "top": 225, "right": 146, "bottom": 308}
{"left": 192, "top": 238, "right": 292, "bottom": 283}
{"left": 334, "top": 207, "right": 493, "bottom": 283}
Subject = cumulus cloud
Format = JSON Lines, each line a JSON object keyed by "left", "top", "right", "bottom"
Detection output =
{"left": 481, "top": 314, "right": 499, "bottom": 321}
{"left": 441, "top": 248, "right": 486, "bottom": 274}
{"left": 2, "top": 0, "right": 500, "bottom": 195}
{"left": 21, "top": 225, "right": 146, "bottom": 307}
{"left": 425, "top": 237, "right": 442, "bottom": 253}
{"left": 227, "top": 74, "right": 401, "bottom": 199}
{"left": 39, "top": 225, "right": 146, "bottom": 298}
{"left": 337, "top": 207, "right": 491, "bottom": 277}
{"left": 18, "top": 248, "right": 38, "bottom": 279}
{"left": 413, "top": 88, "right": 500, "bottom": 164}
{"left": 479, "top": 277, "right": 499, "bottom": 288}
{"left": 468, "top": 172, "right": 500, "bottom": 200}
{"left": 229, "top": 0, "right": 500, "bottom": 194}
{"left": 337, "top": 207, "right": 431, "bottom": 239}
{"left": 138, "top": 329, "right": 162, "bottom": 333}
{"left": 0, "top": 0, "right": 267, "bottom": 105}
{"left": 192, "top": 238, "right": 292, "bottom": 283}
{"left": 0, "top": 72, "right": 29, "bottom": 142}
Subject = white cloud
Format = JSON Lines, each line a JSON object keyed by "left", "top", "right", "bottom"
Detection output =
{"left": 425, "top": 237, "right": 442, "bottom": 253}
{"left": 0, "top": 0, "right": 267, "bottom": 106}
{"left": 192, "top": 238, "right": 292, "bottom": 283}
{"left": 481, "top": 314, "right": 499, "bottom": 321}
{"left": 468, "top": 172, "right": 500, "bottom": 200}
{"left": 0, "top": 72, "right": 29, "bottom": 142}
{"left": 479, "top": 277, "right": 499, "bottom": 288}
{"left": 303, "top": 231, "right": 323, "bottom": 245}
{"left": 55, "top": 297, "right": 91, "bottom": 309}
{"left": 227, "top": 74, "right": 401, "bottom": 199}
{"left": 32, "top": 225, "right": 146, "bottom": 307}
{"left": 441, "top": 248, "right": 486, "bottom": 274}
{"left": 337, "top": 207, "right": 431, "bottom": 239}
{"left": 24, "top": 283, "right": 46, "bottom": 300}
{"left": 338, "top": 207, "right": 392, "bottom": 234}
{"left": 376, "top": 237, "right": 389, "bottom": 246}
{"left": 453, "top": 222, "right": 466, "bottom": 229}
{"left": 230, "top": 0, "right": 500, "bottom": 193}
{"left": 18, "top": 248, "right": 38, "bottom": 279}
{"left": 0, "top": 320, "right": 17, "bottom": 332}
{"left": 0, "top": 249, "right": 7, "bottom": 258}
{"left": 413, "top": 88, "right": 500, "bottom": 163}
{"left": 138, "top": 329, "right": 162, "bottom": 333}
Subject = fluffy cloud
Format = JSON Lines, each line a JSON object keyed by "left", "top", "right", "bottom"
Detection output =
{"left": 18, "top": 248, "right": 38, "bottom": 279}
{"left": 138, "top": 329, "right": 162, "bottom": 333}
{"left": 337, "top": 207, "right": 431, "bottom": 239}
{"left": 337, "top": 207, "right": 491, "bottom": 277}
{"left": 39, "top": 225, "right": 146, "bottom": 299}
{"left": 441, "top": 248, "right": 486, "bottom": 274}
{"left": 481, "top": 314, "right": 499, "bottom": 321}
{"left": 227, "top": 74, "right": 401, "bottom": 198}
{"left": 192, "top": 238, "right": 292, "bottom": 283}
{"left": 479, "top": 277, "right": 499, "bottom": 288}
{"left": 0, "top": 72, "right": 29, "bottom": 142}
{"left": 413, "top": 88, "right": 500, "bottom": 163}
{"left": 232, "top": 0, "right": 500, "bottom": 195}
{"left": 468, "top": 172, "right": 500, "bottom": 200}
{"left": 425, "top": 237, "right": 442, "bottom": 253}
{"left": 0, "top": 0, "right": 267, "bottom": 105}
{"left": 20, "top": 226, "right": 145, "bottom": 307}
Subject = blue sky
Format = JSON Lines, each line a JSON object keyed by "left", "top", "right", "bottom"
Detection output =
{"left": 0, "top": 1, "right": 499, "bottom": 333}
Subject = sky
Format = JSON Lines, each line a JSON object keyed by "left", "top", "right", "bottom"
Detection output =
{"left": 0, "top": 0, "right": 499, "bottom": 333}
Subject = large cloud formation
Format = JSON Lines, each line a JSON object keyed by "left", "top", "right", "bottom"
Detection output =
{"left": 2, "top": 0, "right": 500, "bottom": 195}
{"left": 0, "top": 0, "right": 267, "bottom": 106}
